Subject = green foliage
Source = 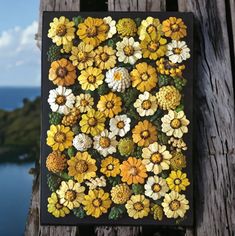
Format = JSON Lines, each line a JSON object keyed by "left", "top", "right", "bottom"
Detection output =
{"left": 132, "top": 184, "right": 144, "bottom": 194}
{"left": 67, "top": 146, "right": 76, "bottom": 158}
{"left": 71, "top": 124, "right": 80, "bottom": 135}
{"left": 108, "top": 176, "right": 121, "bottom": 187}
{"left": 47, "top": 45, "right": 61, "bottom": 62}
{"left": 132, "top": 146, "right": 142, "bottom": 158}
{"left": 73, "top": 206, "right": 86, "bottom": 218}
{"left": 158, "top": 74, "right": 172, "bottom": 87}
{"left": 47, "top": 173, "right": 62, "bottom": 192}
{"left": 173, "top": 77, "right": 187, "bottom": 91}
{"left": 175, "top": 104, "right": 184, "bottom": 112}
{"left": 158, "top": 132, "right": 169, "bottom": 145}
{"left": 49, "top": 112, "right": 63, "bottom": 125}
{"left": 72, "top": 16, "right": 83, "bottom": 27}
{"left": 108, "top": 205, "right": 126, "bottom": 220}
{"left": 107, "top": 39, "right": 115, "bottom": 48}
{"left": 97, "top": 83, "right": 109, "bottom": 95}
{"left": 135, "top": 17, "right": 142, "bottom": 27}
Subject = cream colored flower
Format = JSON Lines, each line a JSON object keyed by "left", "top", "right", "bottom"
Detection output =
{"left": 166, "top": 40, "right": 190, "bottom": 63}
{"left": 75, "top": 93, "right": 94, "bottom": 113}
{"left": 144, "top": 176, "right": 169, "bottom": 200}
{"left": 116, "top": 37, "right": 142, "bottom": 65}
{"left": 105, "top": 67, "right": 131, "bottom": 92}
{"left": 134, "top": 91, "right": 158, "bottom": 117}
{"left": 93, "top": 129, "right": 118, "bottom": 157}
{"left": 161, "top": 110, "right": 190, "bottom": 138}
{"left": 168, "top": 137, "right": 187, "bottom": 151}
{"left": 73, "top": 133, "right": 92, "bottom": 151}
{"left": 103, "top": 16, "right": 116, "bottom": 38}
{"left": 109, "top": 114, "right": 131, "bottom": 137}
{"left": 142, "top": 142, "right": 172, "bottom": 174}
{"left": 85, "top": 176, "right": 106, "bottom": 190}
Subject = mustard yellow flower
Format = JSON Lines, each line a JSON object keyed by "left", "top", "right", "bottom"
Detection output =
{"left": 111, "top": 183, "right": 132, "bottom": 204}
{"left": 116, "top": 18, "right": 137, "bottom": 37}
{"left": 46, "top": 151, "right": 67, "bottom": 173}
{"left": 100, "top": 156, "right": 120, "bottom": 177}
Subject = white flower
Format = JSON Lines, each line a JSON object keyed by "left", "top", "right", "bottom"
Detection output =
{"left": 103, "top": 16, "right": 116, "bottom": 38}
{"left": 161, "top": 110, "right": 190, "bottom": 138}
{"left": 144, "top": 176, "right": 169, "bottom": 200}
{"left": 105, "top": 67, "right": 131, "bottom": 92}
{"left": 134, "top": 91, "right": 158, "bottom": 117}
{"left": 109, "top": 114, "right": 131, "bottom": 137}
{"left": 75, "top": 93, "right": 94, "bottom": 113}
{"left": 93, "top": 129, "right": 118, "bottom": 157}
{"left": 168, "top": 137, "right": 187, "bottom": 151}
{"left": 73, "top": 133, "right": 92, "bottom": 151}
{"left": 116, "top": 37, "right": 142, "bottom": 64}
{"left": 85, "top": 176, "right": 106, "bottom": 190}
{"left": 48, "top": 86, "right": 75, "bottom": 115}
{"left": 142, "top": 142, "right": 172, "bottom": 174}
{"left": 166, "top": 40, "right": 190, "bottom": 63}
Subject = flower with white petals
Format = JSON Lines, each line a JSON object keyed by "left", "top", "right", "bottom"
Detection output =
{"left": 75, "top": 93, "right": 94, "bottom": 113}
{"left": 48, "top": 86, "right": 75, "bottom": 115}
{"left": 73, "top": 133, "right": 92, "bottom": 151}
{"left": 109, "top": 115, "right": 131, "bottom": 137}
{"left": 85, "top": 176, "right": 106, "bottom": 190}
{"left": 103, "top": 16, "right": 117, "bottom": 38}
{"left": 166, "top": 40, "right": 190, "bottom": 63}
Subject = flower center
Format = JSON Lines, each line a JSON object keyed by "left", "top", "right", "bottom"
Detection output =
{"left": 100, "top": 52, "right": 109, "bottom": 61}
{"left": 86, "top": 26, "right": 97, "bottom": 37}
{"left": 173, "top": 48, "right": 182, "bottom": 54}
{"left": 142, "top": 100, "right": 152, "bottom": 110}
{"left": 80, "top": 99, "right": 89, "bottom": 106}
{"left": 133, "top": 202, "right": 144, "bottom": 211}
{"left": 106, "top": 101, "right": 114, "bottom": 109}
{"left": 146, "top": 25, "right": 157, "bottom": 34}
{"left": 170, "top": 119, "right": 181, "bottom": 129}
{"left": 117, "top": 121, "right": 125, "bottom": 129}
{"left": 77, "top": 51, "right": 87, "bottom": 62}
{"left": 123, "top": 45, "right": 134, "bottom": 56}
{"left": 114, "top": 71, "right": 122, "bottom": 81}
{"left": 141, "top": 130, "right": 150, "bottom": 139}
{"left": 107, "top": 164, "right": 114, "bottom": 170}
{"left": 141, "top": 73, "right": 149, "bottom": 81}
{"left": 54, "top": 132, "right": 66, "bottom": 143}
{"left": 55, "top": 203, "right": 63, "bottom": 209}
{"left": 129, "top": 166, "right": 138, "bottom": 176}
{"left": 151, "top": 153, "right": 162, "bottom": 164}
{"left": 152, "top": 183, "right": 162, "bottom": 192}
{"left": 92, "top": 198, "right": 102, "bottom": 207}
{"left": 174, "top": 178, "right": 182, "bottom": 185}
{"left": 56, "top": 67, "right": 68, "bottom": 78}
{"left": 75, "top": 160, "right": 88, "bottom": 173}
{"left": 170, "top": 200, "right": 181, "bottom": 211}
{"left": 88, "top": 117, "right": 97, "bottom": 127}
{"left": 171, "top": 24, "right": 179, "bottom": 32}
{"left": 87, "top": 75, "right": 96, "bottom": 84}
{"left": 65, "top": 190, "right": 76, "bottom": 201}
{"left": 55, "top": 95, "right": 66, "bottom": 105}
{"left": 56, "top": 24, "right": 67, "bottom": 36}
{"left": 147, "top": 41, "right": 159, "bottom": 52}
{"left": 99, "top": 137, "right": 111, "bottom": 148}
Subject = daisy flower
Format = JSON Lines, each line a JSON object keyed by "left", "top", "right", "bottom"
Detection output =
{"left": 109, "top": 114, "right": 131, "bottom": 137}
{"left": 73, "top": 133, "right": 92, "bottom": 151}
{"left": 103, "top": 16, "right": 116, "bottom": 38}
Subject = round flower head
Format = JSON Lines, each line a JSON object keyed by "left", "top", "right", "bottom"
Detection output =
{"left": 103, "top": 16, "right": 116, "bottom": 38}
{"left": 48, "top": 16, "right": 75, "bottom": 46}
{"left": 116, "top": 18, "right": 137, "bottom": 37}
{"left": 48, "top": 86, "right": 75, "bottom": 115}
{"left": 93, "top": 129, "right": 118, "bottom": 157}
{"left": 46, "top": 151, "right": 67, "bottom": 173}
{"left": 61, "top": 107, "right": 80, "bottom": 127}
{"left": 118, "top": 138, "right": 135, "bottom": 156}
{"left": 168, "top": 137, "right": 187, "bottom": 152}
{"left": 75, "top": 93, "right": 94, "bottom": 113}
{"left": 134, "top": 91, "right": 158, "bottom": 117}
{"left": 105, "top": 67, "right": 131, "bottom": 93}
{"left": 73, "top": 133, "right": 92, "bottom": 151}
{"left": 151, "top": 204, "right": 163, "bottom": 221}
{"left": 85, "top": 176, "right": 106, "bottom": 190}
{"left": 109, "top": 114, "right": 131, "bottom": 137}
{"left": 116, "top": 37, "right": 142, "bottom": 65}
{"left": 161, "top": 110, "right": 190, "bottom": 138}
{"left": 170, "top": 151, "right": 187, "bottom": 170}
{"left": 111, "top": 183, "right": 132, "bottom": 204}
{"left": 100, "top": 156, "right": 120, "bottom": 177}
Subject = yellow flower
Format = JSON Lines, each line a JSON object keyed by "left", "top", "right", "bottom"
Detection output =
{"left": 95, "top": 46, "right": 116, "bottom": 70}
{"left": 49, "top": 58, "right": 77, "bottom": 86}
{"left": 97, "top": 92, "right": 122, "bottom": 118}
{"left": 79, "top": 109, "right": 106, "bottom": 136}
{"left": 78, "top": 67, "right": 104, "bottom": 91}
{"left": 46, "top": 125, "right": 74, "bottom": 151}
{"left": 170, "top": 151, "right": 187, "bottom": 170}
{"left": 111, "top": 183, "right": 132, "bottom": 204}
{"left": 61, "top": 40, "right": 73, "bottom": 53}
{"left": 118, "top": 138, "right": 135, "bottom": 156}
{"left": 75, "top": 93, "right": 94, "bottom": 113}
{"left": 67, "top": 151, "right": 97, "bottom": 183}
{"left": 151, "top": 204, "right": 163, "bottom": 221}
{"left": 69, "top": 42, "right": 95, "bottom": 70}
{"left": 61, "top": 107, "right": 80, "bottom": 126}
{"left": 125, "top": 195, "right": 150, "bottom": 219}
{"left": 130, "top": 62, "right": 157, "bottom": 92}
{"left": 48, "top": 16, "right": 75, "bottom": 46}
{"left": 46, "top": 151, "right": 67, "bottom": 173}
{"left": 100, "top": 156, "right": 120, "bottom": 177}
{"left": 116, "top": 18, "right": 137, "bottom": 37}
{"left": 77, "top": 17, "right": 108, "bottom": 47}
{"left": 166, "top": 170, "right": 190, "bottom": 192}
{"left": 132, "top": 120, "right": 157, "bottom": 147}
{"left": 140, "top": 33, "right": 167, "bottom": 60}
{"left": 47, "top": 192, "right": 70, "bottom": 218}
{"left": 82, "top": 189, "right": 112, "bottom": 218}
{"left": 156, "top": 86, "right": 181, "bottom": 111}
{"left": 56, "top": 180, "right": 85, "bottom": 210}
{"left": 162, "top": 17, "right": 187, "bottom": 40}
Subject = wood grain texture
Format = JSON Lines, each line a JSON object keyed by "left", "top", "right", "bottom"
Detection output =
{"left": 229, "top": 0, "right": 235, "bottom": 56}
{"left": 178, "top": 0, "right": 235, "bottom": 235}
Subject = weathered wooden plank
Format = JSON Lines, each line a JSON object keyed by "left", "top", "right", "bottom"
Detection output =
{"left": 229, "top": 0, "right": 235, "bottom": 56}
{"left": 178, "top": 0, "right": 235, "bottom": 236}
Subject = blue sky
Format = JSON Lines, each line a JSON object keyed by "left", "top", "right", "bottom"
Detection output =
{"left": 0, "top": 0, "right": 40, "bottom": 87}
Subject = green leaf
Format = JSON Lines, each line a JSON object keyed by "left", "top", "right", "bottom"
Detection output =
{"left": 108, "top": 205, "right": 126, "bottom": 220}
{"left": 158, "top": 74, "right": 172, "bottom": 87}
{"left": 47, "top": 173, "right": 62, "bottom": 192}
{"left": 72, "top": 16, "right": 83, "bottom": 27}
{"left": 97, "top": 83, "right": 109, "bottom": 95}
{"left": 57, "top": 172, "right": 73, "bottom": 181}
{"left": 67, "top": 146, "right": 76, "bottom": 158}
{"left": 157, "top": 132, "right": 169, "bottom": 145}
{"left": 132, "top": 184, "right": 144, "bottom": 194}
{"left": 107, "top": 39, "right": 115, "bottom": 47}
{"left": 175, "top": 104, "right": 184, "bottom": 112}
{"left": 132, "top": 146, "right": 142, "bottom": 158}
{"left": 135, "top": 17, "right": 142, "bottom": 27}
{"left": 108, "top": 176, "right": 121, "bottom": 187}
{"left": 73, "top": 206, "right": 86, "bottom": 218}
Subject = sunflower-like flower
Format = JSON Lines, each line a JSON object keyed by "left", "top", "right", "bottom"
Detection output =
{"left": 109, "top": 114, "right": 131, "bottom": 137}
{"left": 56, "top": 180, "right": 85, "bottom": 210}
{"left": 73, "top": 133, "right": 92, "bottom": 151}
{"left": 161, "top": 110, "right": 189, "bottom": 138}
{"left": 75, "top": 93, "right": 94, "bottom": 113}
{"left": 67, "top": 151, "right": 97, "bottom": 183}
{"left": 49, "top": 58, "right": 76, "bottom": 86}
{"left": 166, "top": 170, "right": 190, "bottom": 192}
{"left": 125, "top": 195, "right": 150, "bottom": 219}
{"left": 162, "top": 191, "right": 189, "bottom": 218}
{"left": 100, "top": 156, "right": 120, "bottom": 177}
{"left": 78, "top": 67, "right": 104, "bottom": 91}
{"left": 156, "top": 86, "right": 181, "bottom": 111}
{"left": 111, "top": 183, "right": 132, "bottom": 204}
{"left": 61, "top": 107, "right": 80, "bottom": 126}
{"left": 97, "top": 92, "right": 122, "bottom": 118}
{"left": 69, "top": 42, "right": 95, "bottom": 70}
{"left": 93, "top": 129, "right": 118, "bottom": 157}
{"left": 85, "top": 176, "right": 106, "bottom": 190}
{"left": 134, "top": 91, "right": 158, "bottom": 117}
{"left": 105, "top": 67, "right": 131, "bottom": 93}
{"left": 120, "top": 157, "right": 147, "bottom": 185}
{"left": 94, "top": 45, "right": 116, "bottom": 70}
{"left": 47, "top": 192, "right": 70, "bottom": 218}
{"left": 103, "top": 16, "right": 116, "bottom": 38}
{"left": 138, "top": 17, "right": 162, "bottom": 40}
{"left": 79, "top": 109, "right": 106, "bottom": 136}
{"left": 162, "top": 17, "right": 187, "bottom": 40}
{"left": 116, "top": 37, "right": 142, "bottom": 64}
{"left": 170, "top": 151, "right": 187, "bottom": 170}
{"left": 142, "top": 142, "right": 172, "bottom": 174}
{"left": 48, "top": 16, "right": 75, "bottom": 46}
{"left": 118, "top": 138, "right": 135, "bottom": 156}
{"left": 47, "top": 125, "right": 74, "bottom": 151}
{"left": 82, "top": 189, "right": 112, "bottom": 218}
{"left": 116, "top": 18, "right": 137, "bottom": 37}
{"left": 132, "top": 120, "right": 157, "bottom": 147}
{"left": 46, "top": 151, "right": 67, "bottom": 173}
{"left": 130, "top": 62, "right": 157, "bottom": 92}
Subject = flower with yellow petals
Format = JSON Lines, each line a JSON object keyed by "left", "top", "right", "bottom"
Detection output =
{"left": 111, "top": 183, "right": 132, "bottom": 204}
{"left": 46, "top": 151, "right": 67, "bottom": 173}
{"left": 170, "top": 151, "right": 187, "bottom": 170}
{"left": 118, "top": 138, "right": 135, "bottom": 156}
{"left": 100, "top": 156, "right": 120, "bottom": 177}
{"left": 75, "top": 93, "right": 94, "bottom": 113}
{"left": 116, "top": 18, "right": 137, "bottom": 38}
